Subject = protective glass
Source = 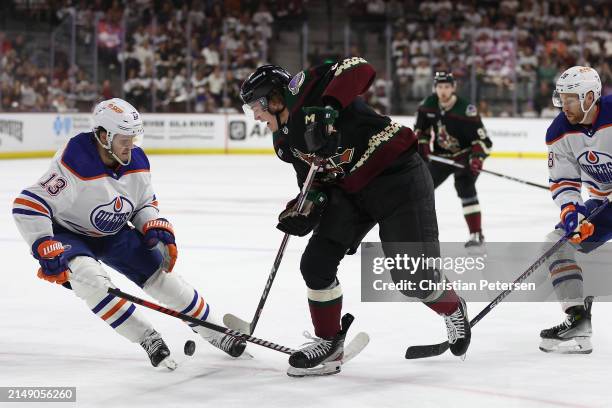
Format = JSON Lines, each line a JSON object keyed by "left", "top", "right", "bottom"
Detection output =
{"left": 552, "top": 91, "right": 580, "bottom": 109}
{"left": 112, "top": 133, "right": 142, "bottom": 150}
{"left": 551, "top": 90, "right": 563, "bottom": 108}
{"left": 242, "top": 96, "right": 268, "bottom": 121}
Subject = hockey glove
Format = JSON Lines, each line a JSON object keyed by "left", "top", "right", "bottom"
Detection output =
{"left": 302, "top": 106, "right": 340, "bottom": 158}
{"left": 469, "top": 140, "right": 488, "bottom": 176}
{"left": 560, "top": 203, "right": 594, "bottom": 244}
{"left": 143, "top": 218, "right": 178, "bottom": 272}
{"left": 468, "top": 154, "right": 484, "bottom": 176}
{"left": 416, "top": 131, "right": 432, "bottom": 161}
{"left": 32, "top": 236, "right": 70, "bottom": 284}
{"left": 277, "top": 191, "right": 328, "bottom": 237}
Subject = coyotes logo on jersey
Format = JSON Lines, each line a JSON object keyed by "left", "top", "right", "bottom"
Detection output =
{"left": 436, "top": 122, "right": 461, "bottom": 153}
{"left": 291, "top": 147, "right": 355, "bottom": 178}
{"left": 436, "top": 123, "right": 461, "bottom": 152}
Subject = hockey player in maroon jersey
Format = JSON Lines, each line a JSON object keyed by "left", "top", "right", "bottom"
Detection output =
{"left": 239, "top": 59, "right": 471, "bottom": 376}
{"left": 414, "top": 72, "right": 492, "bottom": 249}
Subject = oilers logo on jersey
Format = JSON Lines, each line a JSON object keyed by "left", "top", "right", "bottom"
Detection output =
{"left": 90, "top": 197, "right": 135, "bottom": 234}
{"left": 12, "top": 132, "right": 160, "bottom": 247}
{"left": 577, "top": 151, "right": 612, "bottom": 184}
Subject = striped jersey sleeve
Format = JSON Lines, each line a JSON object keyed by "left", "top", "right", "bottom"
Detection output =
{"left": 130, "top": 152, "right": 160, "bottom": 232}
{"left": 12, "top": 153, "right": 77, "bottom": 247}
{"left": 546, "top": 118, "right": 583, "bottom": 208}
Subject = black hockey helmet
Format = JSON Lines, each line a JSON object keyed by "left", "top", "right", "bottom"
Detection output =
{"left": 433, "top": 71, "right": 455, "bottom": 86}
{"left": 240, "top": 64, "right": 291, "bottom": 109}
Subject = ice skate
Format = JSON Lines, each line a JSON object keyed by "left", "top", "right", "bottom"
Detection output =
{"left": 287, "top": 314, "right": 354, "bottom": 377}
{"left": 465, "top": 232, "right": 485, "bottom": 254}
{"left": 207, "top": 333, "right": 247, "bottom": 358}
{"left": 443, "top": 297, "right": 471, "bottom": 358}
{"left": 140, "top": 330, "right": 177, "bottom": 370}
{"left": 540, "top": 296, "right": 593, "bottom": 354}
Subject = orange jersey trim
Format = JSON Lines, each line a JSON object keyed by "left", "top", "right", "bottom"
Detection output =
{"left": 589, "top": 187, "right": 611, "bottom": 197}
{"left": 60, "top": 159, "right": 108, "bottom": 181}
{"left": 123, "top": 169, "right": 150, "bottom": 176}
{"left": 13, "top": 198, "right": 50, "bottom": 215}
{"left": 546, "top": 131, "right": 583, "bottom": 146}
{"left": 550, "top": 181, "right": 581, "bottom": 192}
{"left": 595, "top": 122, "right": 612, "bottom": 133}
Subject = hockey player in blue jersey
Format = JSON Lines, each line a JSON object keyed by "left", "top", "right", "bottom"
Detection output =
{"left": 540, "top": 66, "right": 612, "bottom": 354}
{"left": 13, "top": 98, "right": 246, "bottom": 368}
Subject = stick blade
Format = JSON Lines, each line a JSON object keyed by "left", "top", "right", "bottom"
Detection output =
{"left": 342, "top": 332, "right": 370, "bottom": 364}
{"left": 405, "top": 341, "right": 450, "bottom": 359}
{"left": 223, "top": 313, "right": 252, "bottom": 335}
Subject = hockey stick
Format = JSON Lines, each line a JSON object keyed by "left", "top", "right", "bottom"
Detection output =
{"left": 224, "top": 161, "right": 321, "bottom": 335}
{"left": 105, "top": 287, "right": 297, "bottom": 355}
{"left": 406, "top": 197, "right": 610, "bottom": 359}
{"left": 429, "top": 155, "right": 549, "bottom": 190}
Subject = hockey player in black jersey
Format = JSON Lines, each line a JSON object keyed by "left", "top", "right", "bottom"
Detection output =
{"left": 240, "top": 60, "right": 471, "bottom": 376}
{"left": 414, "top": 72, "right": 492, "bottom": 249}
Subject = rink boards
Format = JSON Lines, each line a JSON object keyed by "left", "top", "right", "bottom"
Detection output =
{"left": 0, "top": 113, "right": 549, "bottom": 159}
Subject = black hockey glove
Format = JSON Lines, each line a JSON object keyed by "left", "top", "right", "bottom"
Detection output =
{"left": 277, "top": 190, "right": 328, "bottom": 237}
{"left": 302, "top": 106, "right": 340, "bottom": 158}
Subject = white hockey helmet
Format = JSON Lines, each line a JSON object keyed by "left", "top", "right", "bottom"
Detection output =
{"left": 552, "top": 66, "right": 601, "bottom": 115}
{"left": 92, "top": 98, "right": 144, "bottom": 165}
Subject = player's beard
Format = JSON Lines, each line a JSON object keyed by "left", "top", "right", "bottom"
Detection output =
{"left": 565, "top": 110, "right": 583, "bottom": 125}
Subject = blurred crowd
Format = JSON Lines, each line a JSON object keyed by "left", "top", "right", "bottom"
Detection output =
{"left": 2, "top": 0, "right": 611, "bottom": 117}
{"left": 367, "top": 0, "right": 612, "bottom": 116}
{"left": 1, "top": 0, "right": 305, "bottom": 113}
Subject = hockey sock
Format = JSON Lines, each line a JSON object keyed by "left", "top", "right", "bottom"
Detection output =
{"left": 423, "top": 286, "right": 460, "bottom": 316}
{"left": 462, "top": 196, "right": 481, "bottom": 233}
{"left": 143, "top": 271, "right": 217, "bottom": 336}
{"left": 549, "top": 259, "right": 584, "bottom": 312}
{"left": 69, "top": 256, "right": 153, "bottom": 343}
{"left": 307, "top": 280, "right": 343, "bottom": 339}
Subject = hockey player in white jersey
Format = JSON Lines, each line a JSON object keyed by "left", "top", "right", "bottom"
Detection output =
{"left": 12, "top": 98, "right": 246, "bottom": 368}
{"left": 540, "top": 66, "right": 612, "bottom": 354}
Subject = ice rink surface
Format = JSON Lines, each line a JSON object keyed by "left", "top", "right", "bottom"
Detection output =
{"left": 1, "top": 155, "right": 610, "bottom": 408}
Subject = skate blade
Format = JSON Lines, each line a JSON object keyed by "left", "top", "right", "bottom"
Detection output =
{"left": 287, "top": 361, "right": 342, "bottom": 377}
{"left": 465, "top": 244, "right": 486, "bottom": 256}
{"left": 223, "top": 313, "right": 252, "bottom": 335}
{"left": 539, "top": 337, "right": 593, "bottom": 354}
{"left": 159, "top": 356, "right": 178, "bottom": 371}
{"left": 236, "top": 350, "right": 254, "bottom": 360}
{"left": 286, "top": 332, "right": 369, "bottom": 377}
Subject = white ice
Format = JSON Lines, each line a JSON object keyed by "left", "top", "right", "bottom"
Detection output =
{"left": 1, "top": 155, "right": 610, "bottom": 408}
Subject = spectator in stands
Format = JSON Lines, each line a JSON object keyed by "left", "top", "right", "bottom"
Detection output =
{"left": 97, "top": 11, "right": 123, "bottom": 69}
{"left": 206, "top": 66, "right": 224, "bottom": 104}
{"left": 201, "top": 43, "right": 220, "bottom": 67}
{"left": 4, "top": 0, "right": 609, "bottom": 115}
{"left": 20, "top": 77, "right": 37, "bottom": 110}
{"left": 412, "top": 59, "right": 432, "bottom": 99}
{"left": 253, "top": 3, "right": 274, "bottom": 40}
{"left": 478, "top": 100, "right": 492, "bottom": 118}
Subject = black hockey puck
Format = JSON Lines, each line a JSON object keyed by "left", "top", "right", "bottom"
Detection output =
{"left": 184, "top": 340, "right": 196, "bottom": 356}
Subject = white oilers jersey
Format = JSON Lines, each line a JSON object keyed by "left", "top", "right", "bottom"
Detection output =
{"left": 13, "top": 132, "right": 160, "bottom": 247}
{"left": 546, "top": 95, "right": 612, "bottom": 208}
